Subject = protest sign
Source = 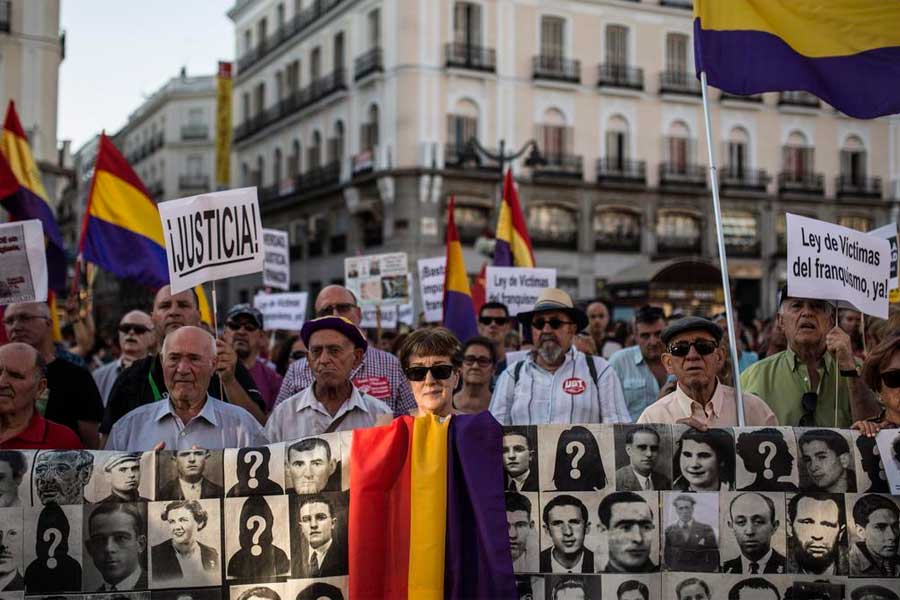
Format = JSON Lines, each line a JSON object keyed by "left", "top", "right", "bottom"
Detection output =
{"left": 344, "top": 252, "right": 408, "bottom": 305}
{"left": 360, "top": 303, "right": 397, "bottom": 330}
{"left": 417, "top": 256, "right": 446, "bottom": 323}
{"left": 253, "top": 291, "right": 308, "bottom": 331}
{"left": 159, "top": 187, "right": 264, "bottom": 294}
{"left": 0, "top": 220, "right": 48, "bottom": 304}
{"left": 869, "top": 223, "right": 900, "bottom": 303}
{"left": 786, "top": 213, "right": 890, "bottom": 319}
{"left": 262, "top": 228, "right": 289, "bottom": 290}
{"left": 398, "top": 302, "right": 414, "bottom": 326}
{"left": 485, "top": 267, "right": 557, "bottom": 316}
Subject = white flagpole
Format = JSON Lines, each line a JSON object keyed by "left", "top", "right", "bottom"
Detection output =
{"left": 699, "top": 71, "right": 746, "bottom": 427}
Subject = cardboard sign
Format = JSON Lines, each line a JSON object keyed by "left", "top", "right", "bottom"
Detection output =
{"left": 159, "top": 187, "right": 264, "bottom": 294}
{"left": 869, "top": 223, "right": 900, "bottom": 303}
{"left": 786, "top": 213, "right": 890, "bottom": 319}
{"left": 417, "top": 256, "right": 446, "bottom": 323}
{"left": 0, "top": 220, "right": 48, "bottom": 304}
{"left": 344, "top": 252, "right": 409, "bottom": 305}
{"left": 252, "top": 291, "right": 308, "bottom": 331}
{"left": 262, "top": 228, "right": 290, "bottom": 290}
{"left": 485, "top": 267, "right": 557, "bottom": 316}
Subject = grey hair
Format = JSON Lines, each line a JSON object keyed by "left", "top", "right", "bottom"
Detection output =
{"left": 161, "top": 326, "right": 217, "bottom": 359}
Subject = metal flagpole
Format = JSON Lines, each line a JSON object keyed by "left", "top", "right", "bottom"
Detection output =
{"left": 211, "top": 280, "right": 228, "bottom": 404}
{"left": 699, "top": 71, "right": 746, "bottom": 427}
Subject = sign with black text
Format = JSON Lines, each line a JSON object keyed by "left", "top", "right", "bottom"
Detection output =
{"left": 253, "top": 291, "right": 308, "bottom": 331}
{"left": 417, "top": 256, "right": 446, "bottom": 323}
{"left": 870, "top": 223, "right": 900, "bottom": 303}
{"left": 486, "top": 267, "right": 557, "bottom": 316}
{"left": 262, "top": 228, "right": 290, "bottom": 290}
{"left": 0, "top": 220, "right": 48, "bottom": 305}
{"left": 344, "top": 252, "right": 408, "bottom": 305}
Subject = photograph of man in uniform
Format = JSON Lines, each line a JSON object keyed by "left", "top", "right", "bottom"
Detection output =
{"left": 539, "top": 494, "right": 593, "bottom": 574}
{"left": 286, "top": 437, "right": 340, "bottom": 494}
{"left": 786, "top": 493, "right": 848, "bottom": 575}
{"left": 615, "top": 426, "right": 670, "bottom": 491}
{"left": 599, "top": 491, "right": 657, "bottom": 573}
{"left": 290, "top": 493, "right": 347, "bottom": 578}
{"left": 663, "top": 494, "right": 719, "bottom": 572}
{"left": 84, "top": 503, "right": 147, "bottom": 591}
{"left": 0, "top": 507, "right": 23, "bottom": 591}
{"left": 506, "top": 492, "right": 537, "bottom": 573}
{"left": 100, "top": 454, "right": 150, "bottom": 503}
{"left": 798, "top": 429, "right": 856, "bottom": 492}
{"left": 722, "top": 492, "right": 786, "bottom": 574}
{"left": 25, "top": 503, "right": 82, "bottom": 593}
{"left": 0, "top": 451, "right": 27, "bottom": 507}
{"left": 736, "top": 428, "right": 798, "bottom": 492}
{"left": 157, "top": 450, "right": 223, "bottom": 501}
{"left": 849, "top": 494, "right": 900, "bottom": 576}
{"left": 34, "top": 449, "right": 94, "bottom": 505}
{"left": 504, "top": 426, "right": 538, "bottom": 492}
{"left": 727, "top": 578, "right": 781, "bottom": 600}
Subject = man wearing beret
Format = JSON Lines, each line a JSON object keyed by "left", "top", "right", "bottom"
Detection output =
{"left": 101, "top": 453, "right": 150, "bottom": 503}
{"left": 638, "top": 316, "right": 777, "bottom": 427}
{"left": 265, "top": 316, "right": 392, "bottom": 442}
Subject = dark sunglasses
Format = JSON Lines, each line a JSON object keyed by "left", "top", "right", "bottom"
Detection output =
{"left": 667, "top": 339, "right": 718, "bottom": 357}
{"left": 479, "top": 316, "right": 509, "bottom": 326}
{"left": 532, "top": 318, "right": 575, "bottom": 331}
{"left": 881, "top": 370, "right": 900, "bottom": 389}
{"left": 226, "top": 321, "right": 259, "bottom": 332}
{"left": 290, "top": 350, "right": 308, "bottom": 361}
{"left": 799, "top": 392, "right": 818, "bottom": 427}
{"left": 404, "top": 364, "right": 455, "bottom": 382}
{"left": 463, "top": 355, "right": 493, "bottom": 367}
{"left": 316, "top": 303, "right": 356, "bottom": 317}
{"left": 118, "top": 323, "right": 151, "bottom": 335}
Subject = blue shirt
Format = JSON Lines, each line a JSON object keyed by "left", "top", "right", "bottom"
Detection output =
{"left": 608, "top": 346, "right": 662, "bottom": 422}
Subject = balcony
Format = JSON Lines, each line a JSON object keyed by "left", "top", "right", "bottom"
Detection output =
{"left": 178, "top": 174, "right": 210, "bottom": 190}
{"left": 596, "top": 158, "right": 646, "bottom": 186}
{"left": 0, "top": 1, "right": 10, "bottom": 33}
{"left": 445, "top": 43, "right": 496, "bottom": 73}
{"left": 836, "top": 175, "right": 883, "bottom": 199}
{"left": 778, "top": 171, "right": 825, "bottom": 196}
{"left": 443, "top": 143, "right": 500, "bottom": 171}
{"left": 778, "top": 91, "right": 820, "bottom": 108}
{"left": 533, "top": 154, "right": 584, "bottom": 180}
{"left": 659, "top": 163, "right": 707, "bottom": 189}
{"left": 354, "top": 47, "right": 383, "bottom": 81}
{"left": 657, "top": 236, "right": 702, "bottom": 255}
{"left": 597, "top": 64, "right": 644, "bottom": 91}
{"left": 532, "top": 55, "right": 581, "bottom": 84}
{"left": 595, "top": 232, "right": 641, "bottom": 252}
{"left": 531, "top": 229, "right": 578, "bottom": 251}
{"left": 297, "top": 161, "right": 341, "bottom": 191}
{"left": 720, "top": 92, "right": 763, "bottom": 103}
{"left": 660, "top": 0, "right": 693, "bottom": 7}
{"left": 719, "top": 167, "right": 770, "bottom": 193}
{"left": 659, "top": 70, "right": 701, "bottom": 96}
{"left": 180, "top": 124, "right": 209, "bottom": 141}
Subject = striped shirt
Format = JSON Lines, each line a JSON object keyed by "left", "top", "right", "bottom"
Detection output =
{"left": 489, "top": 347, "right": 630, "bottom": 425}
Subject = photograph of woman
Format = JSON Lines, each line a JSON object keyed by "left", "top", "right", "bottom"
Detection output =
{"left": 548, "top": 426, "right": 608, "bottom": 492}
{"left": 672, "top": 427, "right": 735, "bottom": 492}
{"left": 150, "top": 500, "right": 220, "bottom": 588}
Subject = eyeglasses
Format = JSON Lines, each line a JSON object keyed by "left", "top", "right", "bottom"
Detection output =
{"left": 290, "top": 350, "right": 308, "bottom": 361}
{"left": 479, "top": 316, "right": 509, "bottom": 326}
{"left": 3, "top": 314, "right": 48, "bottom": 327}
{"left": 226, "top": 321, "right": 259, "bottom": 332}
{"left": 799, "top": 392, "right": 818, "bottom": 426}
{"left": 463, "top": 355, "right": 493, "bottom": 367}
{"left": 316, "top": 303, "right": 357, "bottom": 318}
{"left": 881, "top": 370, "right": 900, "bottom": 389}
{"left": 532, "top": 318, "right": 575, "bottom": 331}
{"left": 404, "top": 364, "right": 455, "bottom": 382}
{"left": 667, "top": 339, "right": 719, "bottom": 357}
{"left": 118, "top": 323, "right": 151, "bottom": 335}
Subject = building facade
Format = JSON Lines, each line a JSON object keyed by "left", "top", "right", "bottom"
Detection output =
{"left": 226, "top": 0, "right": 900, "bottom": 319}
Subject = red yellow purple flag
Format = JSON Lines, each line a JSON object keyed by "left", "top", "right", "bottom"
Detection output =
{"left": 493, "top": 169, "right": 535, "bottom": 268}
{"left": 442, "top": 196, "right": 478, "bottom": 342}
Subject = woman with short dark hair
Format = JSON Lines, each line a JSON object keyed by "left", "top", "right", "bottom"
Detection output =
{"left": 854, "top": 331, "right": 900, "bottom": 436}
{"left": 672, "top": 427, "right": 735, "bottom": 491}
{"left": 398, "top": 327, "right": 462, "bottom": 418}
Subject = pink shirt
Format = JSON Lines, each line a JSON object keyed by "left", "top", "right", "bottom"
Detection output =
{"left": 248, "top": 358, "right": 283, "bottom": 412}
{"left": 637, "top": 381, "right": 778, "bottom": 427}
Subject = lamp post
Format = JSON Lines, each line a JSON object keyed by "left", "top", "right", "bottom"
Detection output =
{"left": 460, "top": 137, "right": 547, "bottom": 186}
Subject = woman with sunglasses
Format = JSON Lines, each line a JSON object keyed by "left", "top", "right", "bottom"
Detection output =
{"left": 397, "top": 327, "right": 462, "bottom": 418}
{"left": 854, "top": 331, "right": 900, "bottom": 437}
{"left": 453, "top": 336, "right": 496, "bottom": 414}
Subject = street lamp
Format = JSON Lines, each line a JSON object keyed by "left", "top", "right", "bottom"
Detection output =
{"left": 460, "top": 137, "right": 547, "bottom": 180}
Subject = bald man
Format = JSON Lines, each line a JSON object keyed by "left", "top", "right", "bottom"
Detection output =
{"left": 93, "top": 310, "right": 155, "bottom": 406}
{"left": 4, "top": 302, "right": 103, "bottom": 448}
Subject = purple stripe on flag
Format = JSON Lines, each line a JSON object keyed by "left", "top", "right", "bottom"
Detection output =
{"left": 2, "top": 188, "right": 67, "bottom": 290}
{"left": 443, "top": 289, "right": 478, "bottom": 342}
{"left": 693, "top": 19, "right": 900, "bottom": 119}
{"left": 493, "top": 239, "right": 512, "bottom": 267}
{"left": 82, "top": 216, "right": 169, "bottom": 288}
{"left": 444, "top": 412, "right": 517, "bottom": 600}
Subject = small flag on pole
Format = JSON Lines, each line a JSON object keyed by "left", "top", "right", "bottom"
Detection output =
{"left": 442, "top": 196, "right": 478, "bottom": 342}
{"left": 493, "top": 170, "right": 535, "bottom": 268}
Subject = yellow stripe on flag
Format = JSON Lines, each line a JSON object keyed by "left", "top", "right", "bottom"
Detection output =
{"left": 0, "top": 132, "right": 49, "bottom": 199}
{"left": 196, "top": 284, "right": 213, "bottom": 327}
{"left": 89, "top": 170, "right": 167, "bottom": 247}
{"left": 445, "top": 240, "right": 472, "bottom": 295}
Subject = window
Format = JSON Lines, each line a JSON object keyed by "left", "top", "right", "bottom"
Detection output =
{"left": 275, "top": 71, "right": 285, "bottom": 101}
{"left": 454, "top": 204, "right": 490, "bottom": 244}
{"left": 539, "top": 108, "right": 570, "bottom": 157}
{"left": 273, "top": 148, "right": 282, "bottom": 184}
{"left": 666, "top": 32, "right": 689, "bottom": 73}
{"left": 727, "top": 127, "right": 749, "bottom": 174}
{"left": 540, "top": 16, "right": 565, "bottom": 58}
{"left": 606, "top": 25, "right": 628, "bottom": 66}
{"left": 276, "top": 3, "right": 285, "bottom": 28}
{"left": 308, "top": 131, "right": 322, "bottom": 170}
{"left": 244, "top": 30, "right": 252, "bottom": 53}
{"left": 605, "top": 115, "right": 629, "bottom": 164}
{"left": 255, "top": 155, "right": 264, "bottom": 187}
{"left": 188, "top": 108, "right": 204, "bottom": 125}
{"left": 665, "top": 121, "right": 693, "bottom": 172}
{"left": 288, "top": 140, "right": 301, "bottom": 178}
{"left": 783, "top": 131, "right": 813, "bottom": 179}
{"left": 528, "top": 204, "right": 578, "bottom": 249}
{"left": 241, "top": 93, "right": 251, "bottom": 122}
{"left": 453, "top": 2, "right": 482, "bottom": 46}
{"left": 447, "top": 98, "right": 478, "bottom": 149}
{"left": 722, "top": 211, "right": 759, "bottom": 255}
{"left": 254, "top": 82, "right": 265, "bottom": 116}
{"left": 657, "top": 210, "right": 701, "bottom": 253}
{"left": 368, "top": 9, "right": 381, "bottom": 48}
{"left": 840, "top": 135, "right": 867, "bottom": 185}
{"left": 311, "top": 46, "right": 321, "bottom": 81}
{"left": 361, "top": 104, "right": 380, "bottom": 151}
{"left": 594, "top": 208, "right": 640, "bottom": 251}
{"left": 287, "top": 60, "right": 300, "bottom": 92}
{"left": 329, "top": 121, "right": 345, "bottom": 163}
{"left": 334, "top": 32, "right": 345, "bottom": 72}
{"left": 838, "top": 215, "right": 872, "bottom": 232}
{"left": 257, "top": 18, "right": 268, "bottom": 48}
{"left": 187, "top": 155, "right": 202, "bottom": 175}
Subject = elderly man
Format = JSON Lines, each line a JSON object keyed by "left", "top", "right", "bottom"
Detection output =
{"left": 101, "top": 453, "right": 150, "bottom": 502}
{"left": 105, "top": 326, "right": 268, "bottom": 451}
{"left": 101, "top": 286, "right": 265, "bottom": 438}
{"left": 266, "top": 316, "right": 392, "bottom": 441}
{"left": 93, "top": 310, "right": 155, "bottom": 406}
{"left": 0, "top": 343, "right": 82, "bottom": 450}
{"left": 608, "top": 305, "right": 668, "bottom": 421}
{"left": 490, "top": 288, "right": 628, "bottom": 425}
{"left": 275, "top": 285, "right": 415, "bottom": 415}
{"left": 849, "top": 494, "right": 900, "bottom": 576}
{"left": 586, "top": 298, "right": 622, "bottom": 359}
{"left": 4, "top": 302, "right": 103, "bottom": 447}
{"left": 33, "top": 448, "right": 94, "bottom": 504}
{"left": 741, "top": 287, "right": 878, "bottom": 427}
{"left": 638, "top": 317, "right": 777, "bottom": 427}
{"left": 223, "top": 304, "right": 282, "bottom": 412}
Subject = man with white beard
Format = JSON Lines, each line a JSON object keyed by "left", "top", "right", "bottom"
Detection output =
{"left": 490, "top": 288, "right": 628, "bottom": 425}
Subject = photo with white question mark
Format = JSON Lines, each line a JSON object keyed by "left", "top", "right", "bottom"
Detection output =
{"left": 224, "top": 495, "right": 290, "bottom": 580}
{"left": 224, "top": 445, "right": 286, "bottom": 498}
{"left": 735, "top": 427, "right": 800, "bottom": 492}
{"left": 23, "top": 502, "right": 82, "bottom": 594}
{"left": 538, "top": 425, "right": 615, "bottom": 492}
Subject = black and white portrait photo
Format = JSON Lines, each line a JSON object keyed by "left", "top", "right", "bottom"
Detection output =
{"left": 735, "top": 428, "right": 799, "bottom": 492}
{"left": 224, "top": 495, "right": 290, "bottom": 581}
{"left": 538, "top": 492, "right": 599, "bottom": 574}
{"left": 502, "top": 426, "right": 539, "bottom": 493}
{"left": 0, "top": 507, "right": 23, "bottom": 593}
{"left": 82, "top": 503, "right": 148, "bottom": 592}
{"left": 664, "top": 574, "right": 722, "bottom": 600}
{"left": 661, "top": 492, "right": 719, "bottom": 572}
{"left": 23, "top": 502, "right": 82, "bottom": 593}
{"left": 847, "top": 580, "right": 900, "bottom": 600}
{"left": 150, "top": 588, "right": 222, "bottom": 600}
{"left": 854, "top": 432, "right": 890, "bottom": 493}
{"left": 224, "top": 447, "right": 284, "bottom": 498}
{"left": 288, "top": 493, "right": 348, "bottom": 579}
{"left": 515, "top": 575, "right": 545, "bottom": 600}
{"left": 600, "top": 574, "right": 660, "bottom": 600}
{"left": 720, "top": 491, "right": 787, "bottom": 575}
{"left": 613, "top": 425, "right": 671, "bottom": 492}
{"left": 228, "top": 582, "right": 288, "bottom": 600}
{"left": 543, "top": 575, "right": 601, "bottom": 600}
{"left": 597, "top": 491, "right": 659, "bottom": 574}
{"left": 0, "top": 451, "right": 31, "bottom": 508}
{"left": 874, "top": 429, "right": 900, "bottom": 494}
{"left": 85, "top": 592, "right": 150, "bottom": 600}
{"left": 506, "top": 492, "right": 539, "bottom": 573}
{"left": 156, "top": 450, "right": 223, "bottom": 501}
{"left": 291, "top": 576, "right": 348, "bottom": 600}
{"left": 796, "top": 429, "right": 856, "bottom": 493}
{"left": 846, "top": 493, "right": 900, "bottom": 577}
{"left": 85, "top": 453, "right": 154, "bottom": 504}
{"left": 785, "top": 492, "right": 848, "bottom": 575}
{"left": 787, "top": 578, "right": 845, "bottom": 600}
{"left": 538, "top": 425, "right": 613, "bottom": 492}
{"left": 147, "top": 499, "right": 221, "bottom": 589}
{"left": 32, "top": 449, "right": 94, "bottom": 505}
{"left": 671, "top": 426, "right": 735, "bottom": 492}
{"left": 721, "top": 576, "right": 789, "bottom": 600}
{"left": 285, "top": 436, "right": 341, "bottom": 495}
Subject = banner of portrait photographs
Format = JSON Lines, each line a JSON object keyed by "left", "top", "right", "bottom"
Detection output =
{"left": 1, "top": 425, "right": 900, "bottom": 600}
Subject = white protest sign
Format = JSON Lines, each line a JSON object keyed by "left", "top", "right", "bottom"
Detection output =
{"left": 417, "top": 256, "right": 446, "bottom": 323}
{"left": 359, "top": 304, "right": 397, "bottom": 330}
{"left": 398, "top": 302, "right": 414, "bottom": 326}
{"left": 345, "top": 252, "right": 409, "bottom": 305}
{"left": 262, "top": 228, "right": 290, "bottom": 290}
{"left": 870, "top": 223, "right": 899, "bottom": 302}
{"left": 0, "top": 220, "right": 48, "bottom": 304}
{"left": 159, "top": 187, "right": 264, "bottom": 294}
{"left": 787, "top": 213, "right": 891, "bottom": 318}
{"left": 486, "top": 267, "right": 557, "bottom": 316}
{"left": 253, "top": 291, "right": 308, "bottom": 331}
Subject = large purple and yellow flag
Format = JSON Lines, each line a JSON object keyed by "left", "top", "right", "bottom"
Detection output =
{"left": 349, "top": 412, "right": 516, "bottom": 600}
{"left": 0, "top": 101, "right": 67, "bottom": 290}
{"left": 442, "top": 195, "right": 478, "bottom": 342}
{"left": 693, "top": 1, "right": 900, "bottom": 119}
{"left": 494, "top": 169, "right": 535, "bottom": 268}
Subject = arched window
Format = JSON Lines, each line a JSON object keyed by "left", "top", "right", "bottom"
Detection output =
{"left": 722, "top": 210, "right": 759, "bottom": 256}
{"left": 665, "top": 120, "right": 692, "bottom": 173}
{"left": 726, "top": 126, "right": 750, "bottom": 174}
{"left": 308, "top": 131, "right": 322, "bottom": 170}
{"left": 330, "top": 120, "right": 345, "bottom": 163}
{"left": 593, "top": 207, "right": 640, "bottom": 251}
{"left": 273, "top": 148, "right": 282, "bottom": 184}
{"left": 453, "top": 203, "right": 490, "bottom": 244}
{"left": 840, "top": 135, "right": 867, "bottom": 186}
{"left": 528, "top": 204, "right": 578, "bottom": 249}
{"left": 361, "top": 104, "right": 379, "bottom": 151}
{"left": 605, "top": 114, "right": 630, "bottom": 165}
{"left": 540, "top": 108, "right": 568, "bottom": 158}
{"left": 783, "top": 130, "right": 813, "bottom": 179}
{"left": 656, "top": 209, "right": 701, "bottom": 254}
{"left": 447, "top": 98, "right": 479, "bottom": 150}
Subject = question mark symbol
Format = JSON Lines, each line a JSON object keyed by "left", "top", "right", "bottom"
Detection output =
{"left": 244, "top": 451, "right": 263, "bottom": 490}
{"left": 246, "top": 515, "right": 266, "bottom": 557}
{"left": 758, "top": 441, "right": 777, "bottom": 480}
{"left": 43, "top": 527, "right": 62, "bottom": 569}
{"left": 566, "top": 441, "right": 586, "bottom": 480}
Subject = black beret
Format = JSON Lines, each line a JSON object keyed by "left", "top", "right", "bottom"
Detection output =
{"left": 660, "top": 316, "right": 723, "bottom": 346}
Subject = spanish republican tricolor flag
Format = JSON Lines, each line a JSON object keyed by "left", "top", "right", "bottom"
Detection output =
{"left": 0, "top": 101, "right": 67, "bottom": 290}
{"left": 694, "top": 1, "right": 900, "bottom": 119}
{"left": 493, "top": 169, "right": 534, "bottom": 268}
{"left": 442, "top": 195, "right": 478, "bottom": 342}
{"left": 79, "top": 133, "right": 169, "bottom": 289}
{"left": 349, "top": 412, "right": 516, "bottom": 599}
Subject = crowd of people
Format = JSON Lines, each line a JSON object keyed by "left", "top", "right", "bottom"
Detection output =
{"left": 0, "top": 281, "right": 898, "bottom": 453}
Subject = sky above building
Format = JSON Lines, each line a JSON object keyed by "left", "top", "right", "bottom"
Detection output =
{"left": 59, "top": 1, "right": 234, "bottom": 151}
